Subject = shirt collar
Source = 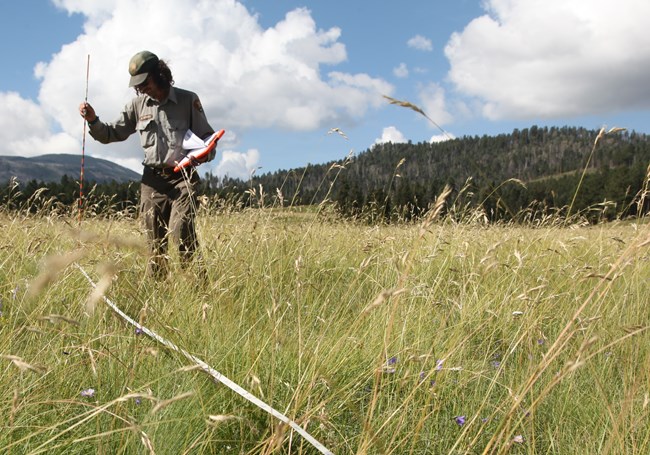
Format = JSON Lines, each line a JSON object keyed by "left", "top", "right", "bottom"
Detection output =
{"left": 144, "top": 86, "right": 177, "bottom": 106}
{"left": 166, "top": 86, "right": 178, "bottom": 104}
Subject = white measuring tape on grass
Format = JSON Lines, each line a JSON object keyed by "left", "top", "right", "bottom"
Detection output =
{"left": 76, "top": 265, "right": 333, "bottom": 455}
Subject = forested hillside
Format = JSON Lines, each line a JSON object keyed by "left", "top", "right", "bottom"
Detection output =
{"left": 206, "top": 125, "right": 650, "bottom": 221}
{"left": 3, "top": 126, "right": 649, "bottom": 222}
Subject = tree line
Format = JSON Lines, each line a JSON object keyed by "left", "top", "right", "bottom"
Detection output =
{"left": 1, "top": 174, "right": 140, "bottom": 216}
{"left": 3, "top": 125, "right": 650, "bottom": 222}
{"left": 206, "top": 125, "right": 650, "bottom": 222}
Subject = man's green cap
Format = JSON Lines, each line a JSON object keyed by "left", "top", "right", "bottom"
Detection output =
{"left": 128, "top": 51, "right": 159, "bottom": 87}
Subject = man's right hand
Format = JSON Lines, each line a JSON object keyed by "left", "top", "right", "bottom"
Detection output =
{"left": 79, "top": 102, "right": 97, "bottom": 123}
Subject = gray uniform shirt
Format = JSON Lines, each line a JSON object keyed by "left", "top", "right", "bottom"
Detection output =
{"left": 89, "top": 86, "right": 214, "bottom": 168}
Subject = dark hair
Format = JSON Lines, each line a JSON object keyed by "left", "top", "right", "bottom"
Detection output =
{"left": 136, "top": 59, "right": 174, "bottom": 94}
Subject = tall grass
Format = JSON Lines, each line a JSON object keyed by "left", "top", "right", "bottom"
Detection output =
{"left": 2, "top": 95, "right": 649, "bottom": 452}
{"left": 1, "top": 187, "right": 649, "bottom": 453}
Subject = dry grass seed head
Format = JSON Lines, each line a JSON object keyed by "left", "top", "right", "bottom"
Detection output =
{"left": 2, "top": 355, "right": 46, "bottom": 374}
{"left": 38, "top": 314, "right": 80, "bottom": 326}
{"left": 327, "top": 127, "right": 349, "bottom": 140}
{"left": 420, "top": 184, "right": 452, "bottom": 236}
{"left": 151, "top": 391, "right": 194, "bottom": 414}
{"left": 362, "top": 288, "right": 407, "bottom": 314}
{"left": 27, "top": 249, "right": 86, "bottom": 299}
{"left": 207, "top": 414, "right": 242, "bottom": 425}
{"left": 84, "top": 262, "right": 117, "bottom": 315}
{"left": 140, "top": 431, "right": 155, "bottom": 454}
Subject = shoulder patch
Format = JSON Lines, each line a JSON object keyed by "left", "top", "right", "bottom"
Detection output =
{"left": 193, "top": 98, "right": 204, "bottom": 113}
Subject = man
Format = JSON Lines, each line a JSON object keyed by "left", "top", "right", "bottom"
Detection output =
{"left": 79, "top": 50, "right": 216, "bottom": 278}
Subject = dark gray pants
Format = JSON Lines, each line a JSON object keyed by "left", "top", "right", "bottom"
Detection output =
{"left": 140, "top": 166, "right": 199, "bottom": 277}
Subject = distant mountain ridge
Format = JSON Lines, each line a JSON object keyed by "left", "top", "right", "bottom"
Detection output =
{"left": 0, "top": 154, "right": 140, "bottom": 184}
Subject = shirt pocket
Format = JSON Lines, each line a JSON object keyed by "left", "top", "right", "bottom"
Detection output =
{"left": 136, "top": 118, "right": 157, "bottom": 149}
{"left": 161, "top": 114, "right": 188, "bottom": 150}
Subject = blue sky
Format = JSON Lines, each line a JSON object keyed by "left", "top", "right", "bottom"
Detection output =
{"left": 1, "top": 0, "right": 649, "bottom": 179}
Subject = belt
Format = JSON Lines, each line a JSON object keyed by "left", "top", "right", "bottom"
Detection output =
{"left": 146, "top": 166, "right": 177, "bottom": 176}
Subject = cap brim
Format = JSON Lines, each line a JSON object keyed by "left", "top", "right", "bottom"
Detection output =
{"left": 128, "top": 72, "right": 148, "bottom": 87}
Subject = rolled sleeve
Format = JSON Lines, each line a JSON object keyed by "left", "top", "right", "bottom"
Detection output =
{"left": 89, "top": 101, "right": 138, "bottom": 144}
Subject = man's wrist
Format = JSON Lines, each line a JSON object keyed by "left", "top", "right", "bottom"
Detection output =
{"left": 88, "top": 116, "right": 100, "bottom": 126}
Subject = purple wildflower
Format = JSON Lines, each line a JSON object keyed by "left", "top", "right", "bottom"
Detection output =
{"left": 491, "top": 360, "right": 501, "bottom": 369}
{"left": 135, "top": 398, "right": 142, "bottom": 405}
{"left": 481, "top": 417, "right": 489, "bottom": 423}
{"left": 135, "top": 327, "right": 143, "bottom": 335}
{"left": 454, "top": 415, "right": 466, "bottom": 426}
{"left": 417, "top": 372, "right": 435, "bottom": 387}
{"left": 537, "top": 338, "right": 545, "bottom": 345}
{"left": 80, "top": 388, "right": 95, "bottom": 398}
{"left": 435, "top": 359, "right": 444, "bottom": 370}
{"left": 381, "top": 356, "right": 397, "bottom": 373}
{"left": 12, "top": 286, "right": 19, "bottom": 300}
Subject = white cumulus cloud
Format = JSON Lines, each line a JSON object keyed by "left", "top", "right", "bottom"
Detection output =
{"left": 374, "top": 126, "right": 407, "bottom": 145}
{"left": 417, "top": 82, "right": 453, "bottom": 126}
{"left": 215, "top": 149, "right": 261, "bottom": 180}
{"left": 430, "top": 133, "right": 455, "bottom": 143}
{"left": 407, "top": 35, "right": 433, "bottom": 52}
{"left": 445, "top": 0, "right": 650, "bottom": 120}
{"left": 1, "top": 0, "right": 392, "bottom": 177}
{"left": 393, "top": 63, "right": 409, "bottom": 78}
{"left": 0, "top": 92, "right": 78, "bottom": 157}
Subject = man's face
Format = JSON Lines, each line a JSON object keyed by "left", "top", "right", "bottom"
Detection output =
{"left": 135, "top": 75, "right": 167, "bottom": 101}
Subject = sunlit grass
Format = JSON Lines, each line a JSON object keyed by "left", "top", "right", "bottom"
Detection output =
{"left": 1, "top": 197, "right": 649, "bottom": 453}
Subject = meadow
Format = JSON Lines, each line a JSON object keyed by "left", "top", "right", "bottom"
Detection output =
{"left": 1, "top": 192, "right": 649, "bottom": 454}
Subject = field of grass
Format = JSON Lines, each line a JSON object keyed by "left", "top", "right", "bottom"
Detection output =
{"left": 1, "top": 200, "right": 649, "bottom": 454}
